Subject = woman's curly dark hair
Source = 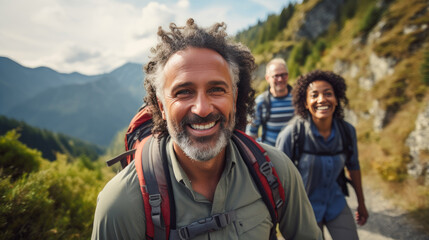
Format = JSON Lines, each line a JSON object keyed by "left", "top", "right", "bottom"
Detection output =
{"left": 143, "top": 18, "right": 256, "bottom": 138}
{"left": 292, "top": 70, "right": 348, "bottom": 119}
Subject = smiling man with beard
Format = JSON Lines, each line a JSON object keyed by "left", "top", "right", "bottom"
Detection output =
{"left": 91, "top": 19, "right": 322, "bottom": 240}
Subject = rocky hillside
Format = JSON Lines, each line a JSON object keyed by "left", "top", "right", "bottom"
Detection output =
{"left": 238, "top": 0, "right": 429, "bottom": 221}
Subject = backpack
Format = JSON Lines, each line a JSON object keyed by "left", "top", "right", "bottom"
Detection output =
{"left": 259, "top": 89, "right": 271, "bottom": 143}
{"left": 290, "top": 118, "right": 352, "bottom": 196}
{"left": 107, "top": 104, "right": 286, "bottom": 240}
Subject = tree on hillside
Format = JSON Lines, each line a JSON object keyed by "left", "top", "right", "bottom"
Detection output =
{"left": 278, "top": 3, "right": 295, "bottom": 31}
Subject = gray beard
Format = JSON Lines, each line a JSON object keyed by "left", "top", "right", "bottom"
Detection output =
{"left": 165, "top": 112, "right": 235, "bottom": 162}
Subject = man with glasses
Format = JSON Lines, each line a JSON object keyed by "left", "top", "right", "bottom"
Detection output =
{"left": 247, "top": 58, "right": 295, "bottom": 146}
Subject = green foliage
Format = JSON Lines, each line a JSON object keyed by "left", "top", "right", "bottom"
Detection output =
{"left": 0, "top": 130, "right": 43, "bottom": 181}
{"left": 290, "top": 40, "right": 311, "bottom": 65}
{"left": 278, "top": 3, "right": 295, "bottom": 31}
{"left": 0, "top": 116, "right": 105, "bottom": 161}
{"left": 421, "top": 48, "right": 429, "bottom": 85}
{"left": 343, "top": 0, "right": 358, "bottom": 19}
{"left": 375, "top": 155, "right": 408, "bottom": 182}
{"left": 287, "top": 40, "right": 312, "bottom": 78}
{"left": 0, "top": 174, "right": 56, "bottom": 239}
{"left": 287, "top": 61, "right": 302, "bottom": 80}
{"left": 0, "top": 133, "right": 108, "bottom": 239}
{"left": 304, "top": 39, "right": 327, "bottom": 71}
{"left": 358, "top": 4, "right": 383, "bottom": 34}
{"left": 235, "top": 3, "right": 295, "bottom": 51}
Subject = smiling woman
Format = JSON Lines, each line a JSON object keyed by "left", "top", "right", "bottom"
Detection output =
{"left": 276, "top": 70, "right": 369, "bottom": 240}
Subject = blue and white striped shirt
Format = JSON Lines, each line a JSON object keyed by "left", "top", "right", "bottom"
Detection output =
{"left": 247, "top": 88, "right": 295, "bottom": 146}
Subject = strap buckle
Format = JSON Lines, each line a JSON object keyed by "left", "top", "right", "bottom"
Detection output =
{"left": 149, "top": 194, "right": 163, "bottom": 227}
{"left": 177, "top": 212, "right": 236, "bottom": 240}
{"left": 149, "top": 194, "right": 162, "bottom": 207}
{"left": 259, "top": 162, "right": 279, "bottom": 189}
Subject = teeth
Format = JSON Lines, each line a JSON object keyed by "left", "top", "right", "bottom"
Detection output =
{"left": 317, "top": 106, "right": 328, "bottom": 110}
{"left": 190, "top": 121, "right": 215, "bottom": 130}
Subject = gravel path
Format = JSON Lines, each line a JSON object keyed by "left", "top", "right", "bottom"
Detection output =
{"left": 324, "top": 181, "right": 429, "bottom": 240}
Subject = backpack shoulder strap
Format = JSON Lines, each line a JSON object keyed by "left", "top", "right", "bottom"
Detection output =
{"left": 336, "top": 119, "right": 353, "bottom": 163}
{"left": 335, "top": 119, "right": 354, "bottom": 196}
{"left": 232, "top": 130, "right": 285, "bottom": 239}
{"left": 260, "top": 89, "right": 271, "bottom": 142}
{"left": 261, "top": 89, "right": 271, "bottom": 124}
{"left": 135, "top": 136, "right": 175, "bottom": 240}
{"left": 291, "top": 119, "right": 305, "bottom": 167}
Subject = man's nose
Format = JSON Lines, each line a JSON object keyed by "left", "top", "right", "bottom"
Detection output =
{"left": 191, "top": 93, "right": 213, "bottom": 117}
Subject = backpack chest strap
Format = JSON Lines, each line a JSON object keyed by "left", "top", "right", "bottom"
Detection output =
{"left": 169, "top": 211, "right": 237, "bottom": 240}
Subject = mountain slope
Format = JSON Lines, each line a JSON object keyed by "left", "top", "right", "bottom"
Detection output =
{"left": 6, "top": 69, "right": 144, "bottom": 146}
{"left": 237, "top": 0, "right": 429, "bottom": 229}
{"left": 0, "top": 56, "right": 100, "bottom": 114}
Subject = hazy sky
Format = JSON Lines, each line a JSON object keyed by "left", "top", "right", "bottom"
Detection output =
{"left": 0, "top": 0, "right": 300, "bottom": 75}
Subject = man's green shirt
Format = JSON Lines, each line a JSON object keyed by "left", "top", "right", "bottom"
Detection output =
{"left": 92, "top": 138, "right": 322, "bottom": 239}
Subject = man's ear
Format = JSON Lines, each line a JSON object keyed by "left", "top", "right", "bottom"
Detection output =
{"left": 265, "top": 74, "right": 270, "bottom": 83}
{"left": 157, "top": 98, "right": 166, "bottom": 120}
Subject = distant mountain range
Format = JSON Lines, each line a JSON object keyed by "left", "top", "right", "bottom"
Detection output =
{"left": 1, "top": 57, "right": 145, "bottom": 146}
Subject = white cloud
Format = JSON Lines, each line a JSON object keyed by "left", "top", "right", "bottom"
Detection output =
{"left": 177, "top": 0, "right": 189, "bottom": 8}
{"left": 0, "top": 0, "right": 299, "bottom": 75}
{"left": 0, "top": 0, "right": 156, "bottom": 74}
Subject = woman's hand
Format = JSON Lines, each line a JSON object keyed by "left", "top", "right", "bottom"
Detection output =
{"left": 355, "top": 203, "right": 369, "bottom": 226}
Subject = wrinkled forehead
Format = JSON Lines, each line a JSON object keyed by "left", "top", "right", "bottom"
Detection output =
{"left": 164, "top": 47, "right": 230, "bottom": 75}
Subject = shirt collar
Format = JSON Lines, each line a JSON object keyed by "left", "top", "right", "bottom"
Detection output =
{"left": 309, "top": 118, "right": 336, "bottom": 142}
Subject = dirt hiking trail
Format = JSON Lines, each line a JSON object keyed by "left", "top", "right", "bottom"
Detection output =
{"left": 324, "top": 182, "right": 429, "bottom": 240}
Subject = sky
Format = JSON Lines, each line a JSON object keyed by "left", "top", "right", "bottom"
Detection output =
{"left": 0, "top": 0, "right": 300, "bottom": 75}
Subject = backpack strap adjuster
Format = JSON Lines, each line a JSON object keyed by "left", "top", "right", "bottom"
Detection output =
{"left": 259, "top": 162, "right": 279, "bottom": 189}
{"left": 149, "top": 194, "right": 163, "bottom": 227}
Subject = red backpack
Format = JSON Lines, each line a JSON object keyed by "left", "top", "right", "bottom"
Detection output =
{"left": 107, "top": 104, "right": 286, "bottom": 240}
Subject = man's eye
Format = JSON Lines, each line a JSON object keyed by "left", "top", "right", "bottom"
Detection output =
{"left": 176, "top": 89, "right": 192, "bottom": 97}
{"left": 208, "top": 87, "right": 226, "bottom": 94}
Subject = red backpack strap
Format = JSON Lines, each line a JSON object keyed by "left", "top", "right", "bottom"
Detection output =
{"left": 232, "top": 130, "right": 286, "bottom": 239}
{"left": 135, "top": 136, "right": 174, "bottom": 240}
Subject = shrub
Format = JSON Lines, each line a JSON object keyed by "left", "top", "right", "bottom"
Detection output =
{"left": 0, "top": 135, "right": 108, "bottom": 239}
{"left": 359, "top": 5, "right": 383, "bottom": 34}
{"left": 0, "top": 130, "right": 43, "bottom": 181}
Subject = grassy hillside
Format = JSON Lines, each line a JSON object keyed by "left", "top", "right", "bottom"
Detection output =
{"left": 0, "top": 115, "right": 104, "bottom": 161}
{"left": 0, "top": 130, "right": 114, "bottom": 239}
{"left": 237, "top": 0, "right": 429, "bottom": 228}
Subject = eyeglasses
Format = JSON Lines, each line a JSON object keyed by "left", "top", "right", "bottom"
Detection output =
{"left": 271, "top": 73, "right": 288, "bottom": 79}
